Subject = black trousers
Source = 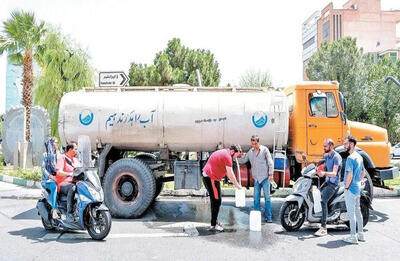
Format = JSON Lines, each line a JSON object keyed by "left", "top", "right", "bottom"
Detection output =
{"left": 202, "top": 176, "right": 221, "bottom": 226}
{"left": 60, "top": 182, "right": 76, "bottom": 214}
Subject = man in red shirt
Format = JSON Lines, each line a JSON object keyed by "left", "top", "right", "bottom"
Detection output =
{"left": 203, "top": 144, "right": 243, "bottom": 232}
{"left": 56, "top": 142, "right": 81, "bottom": 221}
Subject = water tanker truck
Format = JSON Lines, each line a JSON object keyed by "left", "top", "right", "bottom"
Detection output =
{"left": 58, "top": 82, "right": 398, "bottom": 218}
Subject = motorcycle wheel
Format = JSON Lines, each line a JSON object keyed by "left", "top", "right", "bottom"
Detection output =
{"left": 41, "top": 217, "right": 54, "bottom": 231}
{"left": 279, "top": 201, "right": 305, "bottom": 231}
{"left": 87, "top": 210, "right": 112, "bottom": 240}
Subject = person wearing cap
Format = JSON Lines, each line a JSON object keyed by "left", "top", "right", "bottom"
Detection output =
{"left": 238, "top": 135, "right": 274, "bottom": 223}
{"left": 202, "top": 144, "right": 243, "bottom": 232}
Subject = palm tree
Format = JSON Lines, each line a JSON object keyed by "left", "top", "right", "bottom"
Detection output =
{"left": 0, "top": 10, "right": 46, "bottom": 142}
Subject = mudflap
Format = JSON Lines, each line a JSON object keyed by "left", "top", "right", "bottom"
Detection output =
{"left": 36, "top": 200, "right": 51, "bottom": 227}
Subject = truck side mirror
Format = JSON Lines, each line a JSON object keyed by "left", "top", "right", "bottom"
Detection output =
{"left": 340, "top": 111, "right": 347, "bottom": 125}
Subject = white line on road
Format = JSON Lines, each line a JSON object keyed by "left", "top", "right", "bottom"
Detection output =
{"left": 41, "top": 232, "right": 190, "bottom": 240}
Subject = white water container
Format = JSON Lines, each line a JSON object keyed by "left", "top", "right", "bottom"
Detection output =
{"left": 312, "top": 185, "right": 322, "bottom": 213}
{"left": 235, "top": 189, "right": 246, "bottom": 207}
{"left": 249, "top": 210, "right": 262, "bottom": 231}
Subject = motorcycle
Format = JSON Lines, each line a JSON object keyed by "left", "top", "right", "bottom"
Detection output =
{"left": 37, "top": 167, "right": 112, "bottom": 240}
{"left": 279, "top": 159, "right": 372, "bottom": 231}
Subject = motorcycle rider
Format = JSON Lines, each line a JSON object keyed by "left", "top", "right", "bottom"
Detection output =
{"left": 56, "top": 141, "right": 81, "bottom": 221}
{"left": 40, "top": 137, "right": 59, "bottom": 219}
{"left": 314, "top": 138, "right": 342, "bottom": 237}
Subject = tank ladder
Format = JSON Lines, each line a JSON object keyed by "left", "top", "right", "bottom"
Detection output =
{"left": 271, "top": 93, "right": 288, "bottom": 188}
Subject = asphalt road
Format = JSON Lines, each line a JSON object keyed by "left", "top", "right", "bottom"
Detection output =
{"left": 0, "top": 195, "right": 399, "bottom": 261}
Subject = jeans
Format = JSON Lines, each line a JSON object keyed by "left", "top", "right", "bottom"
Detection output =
{"left": 321, "top": 183, "right": 337, "bottom": 227}
{"left": 60, "top": 183, "right": 76, "bottom": 214}
{"left": 41, "top": 180, "right": 57, "bottom": 210}
{"left": 254, "top": 178, "right": 272, "bottom": 220}
{"left": 202, "top": 176, "right": 222, "bottom": 226}
{"left": 344, "top": 190, "right": 363, "bottom": 235}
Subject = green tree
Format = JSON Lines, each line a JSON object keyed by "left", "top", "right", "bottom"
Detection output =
{"left": 366, "top": 57, "right": 400, "bottom": 143}
{"left": 129, "top": 38, "right": 221, "bottom": 86}
{"left": 239, "top": 69, "right": 272, "bottom": 87}
{"left": 306, "top": 37, "right": 372, "bottom": 121}
{"left": 0, "top": 10, "right": 46, "bottom": 142}
{"left": 34, "top": 29, "right": 95, "bottom": 136}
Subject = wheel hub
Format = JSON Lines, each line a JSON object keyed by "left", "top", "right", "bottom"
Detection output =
{"left": 121, "top": 181, "right": 134, "bottom": 197}
{"left": 288, "top": 209, "right": 300, "bottom": 223}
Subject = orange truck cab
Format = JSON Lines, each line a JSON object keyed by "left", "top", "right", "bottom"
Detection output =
{"left": 284, "top": 81, "right": 398, "bottom": 194}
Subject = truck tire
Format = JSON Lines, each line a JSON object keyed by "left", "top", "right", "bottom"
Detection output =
{"left": 103, "top": 158, "right": 156, "bottom": 218}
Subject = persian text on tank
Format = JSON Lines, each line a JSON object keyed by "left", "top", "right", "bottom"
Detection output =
{"left": 105, "top": 109, "right": 156, "bottom": 129}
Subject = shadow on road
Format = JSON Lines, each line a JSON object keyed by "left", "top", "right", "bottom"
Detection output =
{"left": 317, "top": 239, "right": 350, "bottom": 249}
{"left": 369, "top": 209, "right": 389, "bottom": 223}
{"left": 9, "top": 227, "right": 99, "bottom": 244}
{"left": 9, "top": 227, "right": 52, "bottom": 242}
{"left": 12, "top": 208, "right": 40, "bottom": 220}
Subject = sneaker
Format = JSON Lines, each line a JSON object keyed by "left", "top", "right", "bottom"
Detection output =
{"left": 208, "top": 224, "right": 224, "bottom": 232}
{"left": 314, "top": 227, "right": 327, "bottom": 237}
{"left": 266, "top": 219, "right": 273, "bottom": 223}
{"left": 343, "top": 235, "right": 358, "bottom": 244}
{"left": 358, "top": 232, "right": 365, "bottom": 242}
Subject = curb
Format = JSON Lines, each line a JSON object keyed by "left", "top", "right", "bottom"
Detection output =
{"left": 0, "top": 173, "right": 42, "bottom": 189}
{"left": 160, "top": 187, "right": 294, "bottom": 198}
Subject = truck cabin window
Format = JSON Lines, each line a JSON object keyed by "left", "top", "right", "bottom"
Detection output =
{"left": 309, "top": 93, "right": 338, "bottom": 118}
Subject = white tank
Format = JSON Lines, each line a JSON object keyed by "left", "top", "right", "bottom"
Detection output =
{"left": 58, "top": 87, "right": 289, "bottom": 152}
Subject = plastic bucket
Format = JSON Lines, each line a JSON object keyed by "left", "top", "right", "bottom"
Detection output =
{"left": 235, "top": 189, "right": 246, "bottom": 207}
{"left": 249, "top": 210, "right": 262, "bottom": 231}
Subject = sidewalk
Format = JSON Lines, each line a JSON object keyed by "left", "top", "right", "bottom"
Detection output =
{"left": 0, "top": 179, "right": 42, "bottom": 199}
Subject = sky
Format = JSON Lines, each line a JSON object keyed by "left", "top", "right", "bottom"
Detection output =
{"left": 1, "top": 0, "right": 400, "bottom": 87}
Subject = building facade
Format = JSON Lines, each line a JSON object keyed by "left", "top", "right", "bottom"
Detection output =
{"left": 303, "top": 0, "right": 400, "bottom": 79}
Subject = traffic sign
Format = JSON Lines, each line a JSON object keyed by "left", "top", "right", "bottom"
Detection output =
{"left": 99, "top": 71, "right": 130, "bottom": 87}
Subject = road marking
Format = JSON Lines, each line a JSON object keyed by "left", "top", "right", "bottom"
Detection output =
{"left": 158, "top": 222, "right": 209, "bottom": 228}
{"left": 41, "top": 232, "right": 190, "bottom": 240}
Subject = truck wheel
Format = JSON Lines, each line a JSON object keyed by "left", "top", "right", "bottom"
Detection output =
{"left": 103, "top": 158, "right": 155, "bottom": 218}
{"left": 363, "top": 170, "right": 373, "bottom": 201}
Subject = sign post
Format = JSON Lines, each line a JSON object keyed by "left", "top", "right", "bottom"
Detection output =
{"left": 99, "top": 71, "right": 130, "bottom": 87}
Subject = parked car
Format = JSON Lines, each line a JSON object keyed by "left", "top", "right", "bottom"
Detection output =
{"left": 391, "top": 143, "right": 400, "bottom": 159}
